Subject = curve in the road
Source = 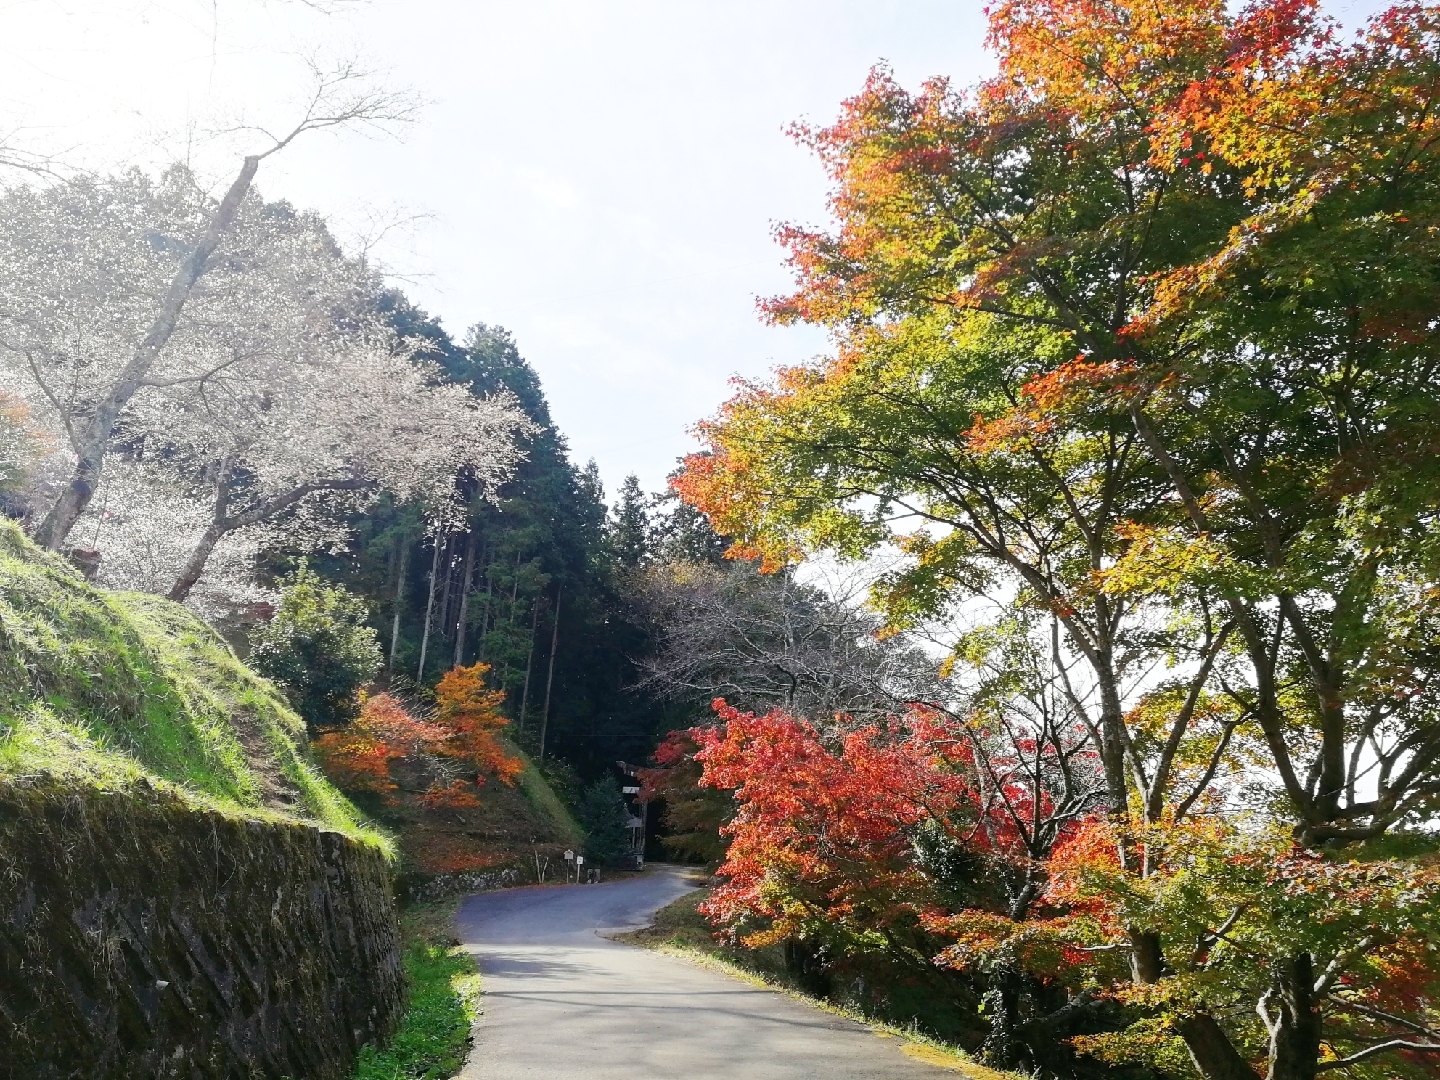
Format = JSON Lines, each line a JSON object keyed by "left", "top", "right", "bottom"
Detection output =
{"left": 454, "top": 864, "right": 965, "bottom": 1080}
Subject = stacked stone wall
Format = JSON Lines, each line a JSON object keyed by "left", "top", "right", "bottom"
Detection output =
{"left": 0, "top": 781, "right": 403, "bottom": 1080}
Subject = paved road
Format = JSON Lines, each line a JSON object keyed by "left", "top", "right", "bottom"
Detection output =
{"left": 454, "top": 864, "right": 958, "bottom": 1079}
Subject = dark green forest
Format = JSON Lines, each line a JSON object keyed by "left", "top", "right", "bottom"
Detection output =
{"left": 299, "top": 291, "right": 713, "bottom": 784}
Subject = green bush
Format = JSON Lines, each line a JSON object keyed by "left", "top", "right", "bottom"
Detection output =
{"left": 249, "top": 567, "right": 382, "bottom": 736}
{"left": 576, "top": 776, "right": 630, "bottom": 866}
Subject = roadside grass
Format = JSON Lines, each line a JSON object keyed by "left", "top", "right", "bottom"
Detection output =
{"left": 616, "top": 887, "right": 1021, "bottom": 1080}
{"left": 504, "top": 736, "right": 583, "bottom": 845}
{"left": 354, "top": 900, "right": 481, "bottom": 1080}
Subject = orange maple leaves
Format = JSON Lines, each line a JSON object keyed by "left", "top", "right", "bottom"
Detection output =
{"left": 312, "top": 662, "right": 522, "bottom": 807}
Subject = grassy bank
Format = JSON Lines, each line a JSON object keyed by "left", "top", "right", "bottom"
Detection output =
{"left": 617, "top": 888, "right": 1020, "bottom": 1080}
{"left": 0, "top": 520, "right": 385, "bottom": 849}
{"left": 354, "top": 900, "right": 481, "bottom": 1080}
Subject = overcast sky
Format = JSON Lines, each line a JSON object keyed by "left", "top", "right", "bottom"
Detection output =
{"left": 0, "top": 0, "right": 1394, "bottom": 502}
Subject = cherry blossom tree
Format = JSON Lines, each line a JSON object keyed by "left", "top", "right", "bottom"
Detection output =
{"left": 118, "top": 330, "right": 535, "bottom": 603}
{"left": 0, "top": 63, "right": 415, "bottom": 551}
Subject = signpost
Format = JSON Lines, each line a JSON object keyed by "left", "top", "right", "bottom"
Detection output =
{"left": 563, "top": 849, "right": 574, "bottom": 883}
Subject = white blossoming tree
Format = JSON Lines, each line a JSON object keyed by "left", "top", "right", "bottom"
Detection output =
{"left": 0, "top": 156, "right": 533, "bottom": 612}
{"left": 117, "top": 331, "right": 534, "bottom": 603}
{"left": 0, "top": 63, "right": 415, "bottom": 551}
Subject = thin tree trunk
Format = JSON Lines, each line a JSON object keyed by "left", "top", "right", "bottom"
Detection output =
{"left": 539, "top": 584, "right": 561, "bottom": 760}
{"left": 389, "top": 538, "right": 410, "bottom": 671}
{"left": 454, "top": 531, "right": 478, "bottom": 666}
{"left": 167, "top": 460, "right": 232, "bottom": 602}
{"left": 518, "top": 598, "right": 538, "bottom": 735}
{"left": 416, "top": 534, "right": 443, "bottom": 684}
{"left": 168, "top": 526, "right": 225, "bottom": 602}
{"left": 36, "top": 155, "right": 263, "bottom": 550}
{"left": 437, "top": 534, "right": 455, "bottom": 656}
{"left": 478, "top": 553, "right": 494, "bottom": 662}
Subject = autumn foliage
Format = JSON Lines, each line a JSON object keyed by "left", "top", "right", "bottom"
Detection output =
{"left": 313, "top": 662, "right": 521, "bottom": 809}
{"left": 433, "top": 663, "right": 524, "bottom": 785}
{"left": 693, "top": 702, "right": 975, "bottom": 947}
{"left": 670, "top": 2, "right": 1440, "bottom": 1077}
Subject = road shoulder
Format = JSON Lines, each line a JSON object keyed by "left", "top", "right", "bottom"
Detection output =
{"left": 613, "top": 885, "right": 1019, "bottom": 1080}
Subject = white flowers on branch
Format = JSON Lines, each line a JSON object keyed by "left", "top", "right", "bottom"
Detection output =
{"left": 0, "top": 165, "right": 534, "bottom": 612}
{"left": 71, "top": 460, "right": 274, "bottom": 618}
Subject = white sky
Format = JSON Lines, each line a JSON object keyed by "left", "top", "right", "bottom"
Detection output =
{"left": 0, "top": 0, "right": 1394, "bottom": 501}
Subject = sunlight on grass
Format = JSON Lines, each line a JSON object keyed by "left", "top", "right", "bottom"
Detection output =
{"left": 353, "top": 902, "right": 480, "bottom": 1080}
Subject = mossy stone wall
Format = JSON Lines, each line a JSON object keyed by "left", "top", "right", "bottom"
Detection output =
{"left": 0, "top": 781, "right": 403, "bottom": 1079}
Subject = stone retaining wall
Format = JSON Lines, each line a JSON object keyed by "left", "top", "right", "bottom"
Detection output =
{"left": 0, "top": 781, "right": 403, "bottom": 1080}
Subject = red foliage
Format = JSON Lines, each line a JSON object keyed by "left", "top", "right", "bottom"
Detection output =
{"left": 693, "top": 701, "right": 979, "bottom": 944}
{"left": 313, "top": 664, "right": 521, "bottom": 808}
{"left": 312, "top": 692, "right": 449, "bottom": 798}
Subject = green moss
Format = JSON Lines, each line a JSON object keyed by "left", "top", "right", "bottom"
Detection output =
{"left": 0, "top": 520, "right": 387, "bottom": 851}
{"left": 353, "top": 901, "right": 480, "bottom": 1080}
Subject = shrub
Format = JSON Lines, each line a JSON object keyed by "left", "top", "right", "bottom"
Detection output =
{"left": 250, "top": 567, "right": 382, "bottom": 735}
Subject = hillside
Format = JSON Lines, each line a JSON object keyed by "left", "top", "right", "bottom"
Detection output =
{"left": 0, "top": 519, "right": 383, "bottom": 847}
{"left": 0, "top": 520, "right": 405, "bottom": 1078}
{"left": 368, "top": 734, "right": 581, "bottom": 893}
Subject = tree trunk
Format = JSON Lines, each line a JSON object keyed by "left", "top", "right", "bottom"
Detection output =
{"left": 389, "top": 539, "right": 410, "bottom": 671}
{"left": 36, "top": 155, "right": 262, "bottom": 550}
{"left": 1129, "top": 929, "right": 1262, "bottom": 1080}
{"left": 454, "top": 531, "right": 478, "bottom": 666}
{"left": 167, "top": 463, "right": 232, "bottom": 603}
{"left": 539, "top": 584, "right": 561, "bottom": 760}
{"left": 478, "top": 554, "right": 494, "bottom": 662}
{"left": 1174, "top": 1015, "right": 1263, "bottom": 1080}
{"left": 979, "top": 973, "right": 1024, "bottom": 1071}
{"left": 437, "top": 534, "right": 455, "bottom": 657}
{"left": 518, "top": 598, "right": 538, "bottom": 735}
{"left": 1263, "top": 955, "right": 1323, "bottom": 1080}
{"left": 416, "top": 534, "right": 443, "bottom": 684}
{"left": 167, "top": 526, "right": 224, "bottom": 602}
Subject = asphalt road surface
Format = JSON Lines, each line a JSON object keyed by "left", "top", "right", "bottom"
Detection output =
{"left": 454, "top": 864, "right": 959, "bottom": 1079}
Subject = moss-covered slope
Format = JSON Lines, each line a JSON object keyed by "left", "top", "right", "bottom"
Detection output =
{"left": 0, "top": 520, "right": 382, "bottom": 847}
